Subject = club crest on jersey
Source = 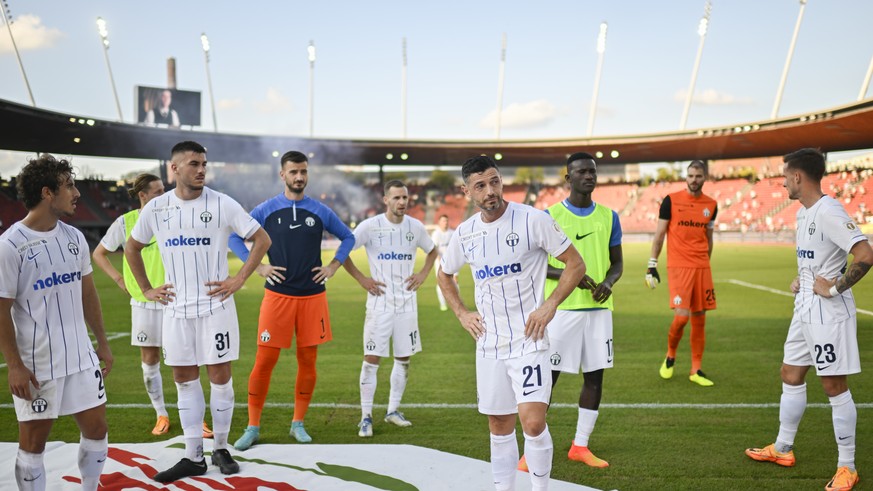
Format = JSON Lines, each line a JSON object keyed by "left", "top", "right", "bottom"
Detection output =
{"left": 673, "top": 295, "right": 682, "bottom": 306}
{"left": 67, "top": 242, "right": 79, "bottom": 255}
{"left": 405, "top": 232, "right": 415, "bottom": 242}
{"left": 31, "top": 398, "right": 48, "bottom": 413}
{"left": 200, "top": 211, "right": 213, "bottom": 223}
{"left": 703, "top": 208, "right": 711, "bottom": 218}
{"left": 550, "top": 353, "right": 561, "bottom": 366}
{"left": 505, "top": 232, "right": 520, "bottom": 247}
{"left": 844, "top": 221, "right": 858, "bottom": 231}
{"left": 366, "top": 339, "right": 376, "bottom": 351}
{"left": 136, "top": 331, "right": 148, "bottom": 343}
{"left": 305, "top": 217, "right": 316, "bottom": 227}
{"left": 808, "top": 222, "right": 816, "bottom": 235}
{"left": 260, "top": 330, "right": 271, "bottom": 343}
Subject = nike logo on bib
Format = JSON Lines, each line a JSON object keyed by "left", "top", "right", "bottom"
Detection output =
{"left": 289, "top": 224, "right": 302, "bottom": 230}
{"left": 575, "top": 232, "right": 593, "bottom": 240}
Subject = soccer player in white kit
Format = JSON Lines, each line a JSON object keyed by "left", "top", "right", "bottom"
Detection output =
{"left": 745, "top": 148, "right": 873, "bottom": 491}
{"left": 0, "top": 155, "right": 113, "bottom": 491}
{"left": 431, "top": 214, "right": 456, "bottom": 311}
{"left": 437, "top": 156, "right": 585, "bottom": 491}
{"left": 93, "top": 173, "right": 174, "bottom": 436}
{"left": 343, "top": 180, "right": 438, "bottom": 437}
{"left": 125, "top": 141, "right": 272, "bottom": 483}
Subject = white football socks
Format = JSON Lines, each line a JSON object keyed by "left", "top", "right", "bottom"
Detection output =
{"left": 142, "top": 362, "right": 168, "bottom": 418}
{"left": 524, "top": 426, "right": 553, "bottom": 491}
{"left": 176, "top": 379, "right": 205, "bottom": 461}
{"left": 78, "top": 435, "right": 108, "bottom": 491}
{"left": 775, "top": 382, "right": 806, "bottom": 453}
{"left": 830, "top": 390, "right": 856, "bottom": 470}
{"left": 489, "top": 431, "right": 518, "bottom": 491}
{"left": 15, "top": 448, "right": 45, "bottom": 491}
{"left": 387, "top": 360, "right": 409, "bottom": 414}
{"left": 210, "top": 378, "right": 234, "bottom": 450}
{"left": 574, "top": 408, "right": 599, "bottom": 448}
{"left": 359, "top": 361, "right": 379, "bottom": 419}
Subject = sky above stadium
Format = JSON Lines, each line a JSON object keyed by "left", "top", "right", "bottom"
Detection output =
{"left": 1, "top": 0, "right": 872, "bottom": 179}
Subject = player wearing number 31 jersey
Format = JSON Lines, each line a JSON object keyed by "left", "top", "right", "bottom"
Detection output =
{"left": 745, "top": 148, "right": 873, "bottom": 491}
{"left": 438, "top": 156, "right": 585, "bottom": 491}
{"left": 126, "top": 141, "right": 271, "bottom": 483}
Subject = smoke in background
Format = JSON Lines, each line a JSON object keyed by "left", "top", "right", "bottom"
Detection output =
{"left": 203, "top": 139, "right": 379, "bottom": 225}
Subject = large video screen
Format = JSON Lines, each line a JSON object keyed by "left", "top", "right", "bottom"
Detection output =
{"left": 135, "top": 86, "right": 201, "bottom": 128}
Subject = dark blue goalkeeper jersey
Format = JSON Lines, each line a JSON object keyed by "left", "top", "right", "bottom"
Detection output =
{"left": 229, "top": 194, "right": 354, "bottom": 297}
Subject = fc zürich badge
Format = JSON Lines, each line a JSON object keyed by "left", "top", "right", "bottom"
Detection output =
{"left": 260, "top": 330, "right": 271, "bottom": 343}
{"left": 200, "top": 211, "right": 213, "bottom": 223}
{"left": 808, "top": 222, "right": 816, "bottom": 235}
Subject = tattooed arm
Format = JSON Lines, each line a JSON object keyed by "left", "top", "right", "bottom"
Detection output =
{"left": 814, "top": 240, "right": 873, "bottom": 297}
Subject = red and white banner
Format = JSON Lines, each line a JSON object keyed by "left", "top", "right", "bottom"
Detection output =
{"left": 0, "top": 437, "right": 598, "bottom": 490}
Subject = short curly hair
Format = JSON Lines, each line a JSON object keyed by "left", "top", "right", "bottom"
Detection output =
{"left": 17, "top": 154, "right": 75, "bottom": 210}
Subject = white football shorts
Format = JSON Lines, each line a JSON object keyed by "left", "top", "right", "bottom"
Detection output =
{"left": 476, "top": 350, "right": 552, "bottom": 415}
{"left": 546, "top": 309, "right": 614, "bottom": 374}
{"left": 783, "top": 313, "right": 861, "bottom": 376}
{"left": 14, "top": 367, "right": 107, "bottom": 421}
{"left": 363, "top": 311, "right": 421, "bottom": 358}
{"left": 131, "top": 304, "right": 163, "bottom": 347}
{"left": 162, "top": 301, "right": 240, "bottom": 366}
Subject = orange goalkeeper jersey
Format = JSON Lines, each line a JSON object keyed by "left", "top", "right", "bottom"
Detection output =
{"left": 659, "top": 190, "right": 718, "bottom": 268}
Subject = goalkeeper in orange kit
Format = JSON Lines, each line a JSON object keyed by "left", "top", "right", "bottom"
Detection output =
{"left": 646, "top": 160, "right": 718, "bottom": 387}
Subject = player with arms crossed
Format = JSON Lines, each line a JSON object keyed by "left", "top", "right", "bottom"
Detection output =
{"left": 745, "top": 148, "right": 873, "bottom": 491}
{"left": 231, "top": 150, "right": 355, "bottom": 449}
{"left": 0, "top": 155, "right": 113, "bottom": 490}
{"left": 126, "top": 141, "right": 271, "bottom": 483}
{"left": 647, "top": 160, "right": 718, "bottom": 386}
{"left": 438, "top": 156, "right": 585, "bottom": 491}
{"left": 343, "top": 180, "right": 438, "bottom": 437}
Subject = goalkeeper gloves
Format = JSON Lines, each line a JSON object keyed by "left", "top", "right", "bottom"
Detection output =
{"left": 645, "top": 258, "right": 660, "bottom": 289}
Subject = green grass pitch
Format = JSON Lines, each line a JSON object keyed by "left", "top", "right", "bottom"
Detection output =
{"left": 1, "top": 242, "right": 870, "bottom": 490}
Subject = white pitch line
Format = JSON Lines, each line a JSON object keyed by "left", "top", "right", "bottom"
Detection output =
{"left": 0, "top": 332, "right": 129, "bottom": 370}
{"left": 2, "top": 402, "right": 870, "bottom": 410}
{"left": 726, "top": 279, "right": 873, "bottom": 317}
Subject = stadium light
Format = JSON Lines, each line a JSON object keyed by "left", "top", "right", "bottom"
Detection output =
{"left": 1, "top": 1, "right": 35, "bottom": 106}
{"left": 200, "top": 33, "right": 218, "bottom": 132}
{"left": 679, "top": 1, "right": 712, "bottom": 130}
{"left": 96, "top": 17, "right": 123, "bottom": 121}
{"left": 587, "top": 22, "right": 608, "bottom": 137}
{"left": 771, "top": 0, "right": 808, "bottom": 119}
{"left": 494, "top": 33, "right": 507, "bottom": 140}
{"left": 308, "top": 40, "right": 316, "bottom": 137}
{"left": 401, "top": 37, "right": 408, "bottom": 139}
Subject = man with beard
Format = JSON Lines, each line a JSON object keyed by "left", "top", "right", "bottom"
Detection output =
{"left": 230, "top": 150, "right": 355, "bottom": 450}
{"left": 126, "top": 141, "right": 271, "bottom": 482}
{"left": 438, "top": 155, "right": 585, "bottom": 491}
{"left": 342, "top": 180, "right": 438, "bottom": 437}
{"left": 646, "top": 160, "right": 718, "bottom": 386}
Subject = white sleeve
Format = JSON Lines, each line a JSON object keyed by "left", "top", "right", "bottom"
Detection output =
{"left": 99, "top": 216, "right": 127, "bottom": 252}
{"left": 533, "top": 211, "right": 572, "bottom": 258}
{"left": 77, "top": 230, "right": 93, "bottom": 276}
{"left": 0, "top": 244, "right": 19, "bottom": 298}
{"left": 418, "top": 222, "right": 435, "bottom": 253}
{"left": 440, "top": 230, "right": 464, "bottom": 275}
{"left": 822, "top": 204, "right": 867, "bottom": 253}
{"left": 352, "top": 219, "right": 369, "bottom": 250}
{"left": 130, "top": 201, "right": 156, "bottom": 245}
{"left": 225, "top": 197, "right": 260, "bottom": 239}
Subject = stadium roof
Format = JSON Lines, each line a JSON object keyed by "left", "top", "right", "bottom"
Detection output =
{"left": 2, "top": 97, "right": 873, "bottom": 167}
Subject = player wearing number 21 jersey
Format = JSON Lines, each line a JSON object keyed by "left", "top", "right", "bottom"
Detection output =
{"left": 438, "top": 156, "right": 585, "bottom": 491}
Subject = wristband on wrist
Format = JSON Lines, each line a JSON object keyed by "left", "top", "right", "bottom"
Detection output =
{"left": 829, "top": 284, "right": 840, "bottom": 297}
{"left": 647, "top": 258, "right": 658, "bottom": 268}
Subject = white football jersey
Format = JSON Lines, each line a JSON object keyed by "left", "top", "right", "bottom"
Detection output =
{"left": 794, "top": 195, "right": 867, "bottom": 322}
{"left": 353, "top": 214, "right": 435, "bottom": 313}
{"left": 131, "top": 187, "right": 260, "bottom": 319}
{"left": 441, "top": 201, "right": 571, "bottom": 359}
{"left": 0, "top": 221, "right": 99, "bottom": 380}
{"left": 100, "top": 215, "right": 161, "bottom": 310}
{"left": 431, "top": 227, "right": 454, "bottom": 257}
